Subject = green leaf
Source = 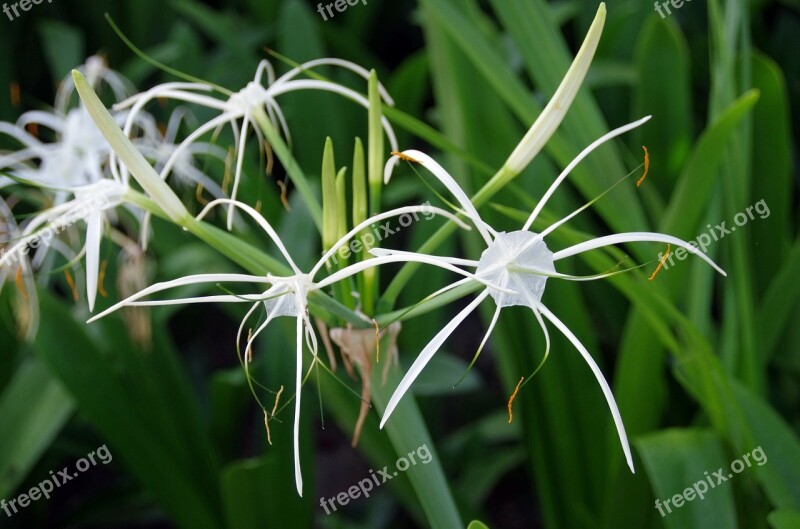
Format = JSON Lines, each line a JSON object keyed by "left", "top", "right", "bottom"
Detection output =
{"left": 0, "top": 358, "right": 74, "bottom": 499}
{"left": 221, "top": 455, "right": 311, "bottom": 529}
{"left": 468, "top": 521, "right": 490, "bottom": 529}
{"left": 732, "top": 382, "right": 800, "bottom": 510}
{"left": 37, "top": 21, "right": 85, "bottom": 84}
{"left": 637, "top": 429, "right": 738, "bottom": 529}
{"left": 35, "top": 293, "right": 224, "bottom": 529}
{"left": 768, "top": 509, "right": 800, "bottom": 529}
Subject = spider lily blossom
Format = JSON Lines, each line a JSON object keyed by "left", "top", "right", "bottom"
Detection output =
{"left": 376, "top": 134, "right": 726, "bottom": 473}
{"left": 85, "top": 198, "right": 514, "bottom": 496}
{"left": 114, "top": 58, "right": 399, "bottom": 229}
{"left": 0, "top": 60, "right": 159, "bottom": 311}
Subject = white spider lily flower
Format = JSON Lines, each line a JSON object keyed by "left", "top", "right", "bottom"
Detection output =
{"left": 55, "top": 55, "right": 135, "bottom": 115}
{"left": 85, "top": 199, "right": 511, "bottom": 496}
{"left": 0, "top": 178, "right": 126, "bottom": 311}
{"left": 377, "top": 129, "right": 726, "bottom": 473}
{"left": 0, "top": 107, "right": 112, "bottom": 189}
{"left": 114, "top": 58, "right": 399, "bottom": 229}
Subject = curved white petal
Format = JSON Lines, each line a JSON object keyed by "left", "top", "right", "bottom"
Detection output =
{"left": 370, "top": 248, "right": 479, "bottom": 268}
{"left": 536, "top": 302, "right": 634, "bottom": 473}
{"left": 553, "top": 232, "right": 726, "bottom": 276}
{"left": 380, "top": 290, "right": 490, "bottom": 428}
{"left": 86, "top": 273, "right": 273, "bottom": 323}
{"left": 85, "top": 210, "right": 103, "bottom": 312}
{"left": 388, "top": 150, "right": 494, "bottom": 245}
{"left": 195, "top": 199, "right": 302, "bottom": 274}
{"left": 523, "top": 115, "right": 651, "bottom": 230}
{"left": 269, "top": 79, "right": 398, "bottom": 152}
{"left": 293, "top": 315, "right": 304, "bottom": 496}
{"left": 311, "top": 205, "right": 471, "bottom": 278}
{"left": 316, "top": 254, "right": 515, "bottom": 294}
{"left": 274, "top": 58, "right": 395, "bottom": 106}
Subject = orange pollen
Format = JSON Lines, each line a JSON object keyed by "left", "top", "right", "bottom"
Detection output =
{"left": 264, "top": 409, "right": 272, "bottom": 446}
{"left": 195, "top": 182, "right": 209, "bottom": 206}
{"left": 391, "top": 151, "right": 421, "bottom": 163}
{"left": 264, "top": 141, "right": 275, "bottom": 176}
{"left": 246, "top": 328, "right": 254, "bottom": 364}
{"left": 98, "top": 260, "right": 108, "bottom": 297}
{"left": 277, "top": 180, "right": 291, "bottom": 211}
{"left": 649, "top": 244, "right": 671, "bottom": 281}
{"left": 26, "top": 123, "right": 39, "bottom": 138}
{"left": 507, "top": 376, "right": 525, "bottom": 424}
{"left": 271, "top": 385, "right": 284, "bottom": 417}
{"left": 10, "top": 81, "right": 21, "bottom": 108}
{"left": 64, "top": 270, "right": 79, "bottom": 302}
{"left": 637, "top": 146, "right": 650, "bottom": 187}
{"left": 15, "top": 267, "right": 28, "bottom": 300}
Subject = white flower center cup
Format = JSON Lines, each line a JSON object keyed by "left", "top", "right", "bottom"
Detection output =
{"left": 476, "top": 231, "right": 555, "bottom": 308}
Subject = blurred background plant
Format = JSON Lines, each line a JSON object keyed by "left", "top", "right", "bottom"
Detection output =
{"left": 0, "top": 0, "right": 798, "bottom": 528}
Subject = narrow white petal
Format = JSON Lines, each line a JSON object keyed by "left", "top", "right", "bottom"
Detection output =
{"left": 553, "top": 232, "right": 726, "bottom": 276}
{"left": 523, "top": 116, "right": 652, "bottom": 230}
{"left": 370, "top": 248, "right": 479, "bottom": 268}
{"left": 316, "top": 254, "right": 515, "bottom": 294}
{"left": 503, "top": 4, "right": 607, "bottom": 174}
{"left": 294, "top": 315, "right": 304, "bottom": 496}
{"left": 311, "top": 205, "right": 471, "bottom": 278}
{"left": 85, "top": 211, "right": 103, "bottom": 312}
{"left": 86, "top": 273, "right": 272, "bottom": 323}
{"left": 269, "top": 80, "right": 398, "bottom": 151}
{"left": 537, "top": 302, "right": 634, "bottom": 473}
{"left": 227, "top": 112, "right": 251, "bottom": 230}
{"left": 125, "top": 294, "right": 274, "bottom": 306}
{"left": 196, "top": 199, "right": 302, "bottom": 274}
{"left": 390, "top": 150, "right": 494, "bottom": 245}
{"left": 274, "top": 58, "right": 395, "bottom": 106}
{"left": 156, "top": 114, "right": 234, "bottom": 182}
{"left": 380, "top": 290, "right": 490, "bottom": 428}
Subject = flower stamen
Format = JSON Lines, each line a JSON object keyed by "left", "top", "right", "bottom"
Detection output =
{"left": 507, "top": 376, "right": 524, "bottom": 424}
{"left": 10, "top": 81, "right": 20, "bottom": 108}
{"left": 15, "top": 267, "right": 27, "bottom": 300}
{"left": 391, "top": 151, "right": 421, "bottom": 163}
{"left": 649, "top": 244, "right": 671, "bottom": 281}
{"left": 98, "top": 259, "right": 109, "bottom": 297}
{"left": 65, "top": 269, "right": 79, "bottom": 301}
{"left": 636, "top": 146, "right": 650, "bottom": 187}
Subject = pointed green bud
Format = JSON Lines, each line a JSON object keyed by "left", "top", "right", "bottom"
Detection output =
{"left": 502, "top": 3, "right": 606, "bottom": 175}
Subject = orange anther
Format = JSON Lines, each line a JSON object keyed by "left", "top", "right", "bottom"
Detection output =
{"left": 507, "top": 376, "right": 524, "bottom": 424}
{"left": 649, "top": 244, "right": 671, "bottom": 281}
{"left": 391, "top": 151, "right": 421, "bottom": 163}
{"left": 637, "top": 146, "right": 650, "bottom": 187}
